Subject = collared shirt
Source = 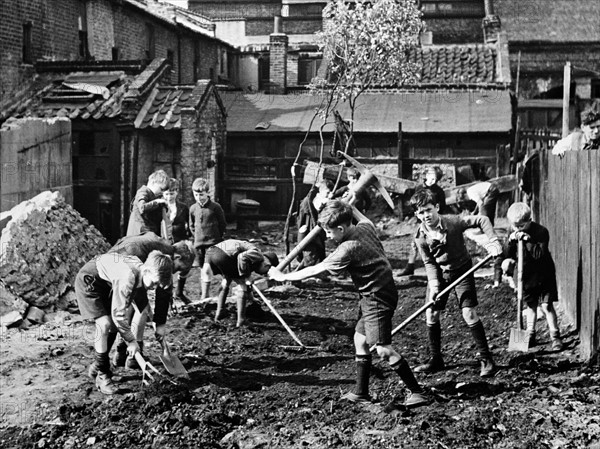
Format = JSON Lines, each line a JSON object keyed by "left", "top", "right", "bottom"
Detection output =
{"left": 415, "top": 214, "right": 496, "bottom": 288}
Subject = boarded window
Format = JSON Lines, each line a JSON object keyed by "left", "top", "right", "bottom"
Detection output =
{"left": 298, "top": 58, "right": 321, "bottom": 85}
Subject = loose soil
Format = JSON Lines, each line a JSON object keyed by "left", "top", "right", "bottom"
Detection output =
{"left": 1, "top": 219, "right": 599, "bottom": 449}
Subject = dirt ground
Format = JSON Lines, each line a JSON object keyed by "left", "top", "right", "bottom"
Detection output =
{"left": 1, "top": 218, "right": 599, "bottom": 449}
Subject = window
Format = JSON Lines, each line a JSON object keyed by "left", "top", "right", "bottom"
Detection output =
{"left": 419, "top": 0, "right": 484, "bottom": 17}
{"left": 78, "top": 1, "right": 89, "bottom": 59}
{"left": 22, "top": 23, "right": 33, "bottom": 64}
{"left": 146, "top": 24, "right": 155, "bottom": 60}
{"left": 167, "top": 49, "right": 174, "bottom": 64}
{"left": 298, "top": 58, "right": 322, "bottom": 85}
{"left": 258, "top": 56, "right": 270, "bottom": 91}
{"left": 193, "top": 42, "right": 200, "bottom": 81}
{"left": 592, "top": 79, "right": 600, "bottom": 99}
{"left": 111, "top": 47, "right": 120, "bottom": 61}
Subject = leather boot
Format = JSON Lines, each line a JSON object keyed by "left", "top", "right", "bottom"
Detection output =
{"left": 415, "top": 322, "right": 445, "bottom": 373}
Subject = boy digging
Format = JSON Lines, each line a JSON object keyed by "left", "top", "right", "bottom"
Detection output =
{"left": 269, "top": 200, "right": 428, "bottom": 408}
{"left": 502, "top": 202, "right": 563, "bottom": 350}
{"left": 410, "top": 189, "right": 502, "bottom": 377}
{"left": 75, "top": 250, "right": 173, "bottom": 394}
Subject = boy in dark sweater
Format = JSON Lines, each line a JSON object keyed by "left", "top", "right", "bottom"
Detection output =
{"left": 410, "top": 189, "right": 502, "bottom": 377}
{"left": 502, "top": 202, "right": 563, "bottom": 350}
{"left": 126, "top": 170, "right": 170, "bottom": 236}
{"left": 269, "top": 200, "right": 429, "bottom": 408}
{"left": 189, "top": 177, "right": 227, "bottom": 300}
{"left": 205, "top": 239, "right": 278, "bottom": 327}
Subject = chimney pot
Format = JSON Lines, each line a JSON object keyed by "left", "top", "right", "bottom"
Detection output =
{"left": 274, "top": 15, "right": 282, "bottom": 34}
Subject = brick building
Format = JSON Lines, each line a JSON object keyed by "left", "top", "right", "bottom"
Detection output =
{"left": 1, "top": 0, "right": 232, "bottom": 241}
{"left": 1, "top": 0, "right": 236, "bottom": 108}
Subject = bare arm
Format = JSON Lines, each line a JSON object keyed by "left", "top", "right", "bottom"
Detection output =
{"left": 269, "top": 262, "right": 329, "bottom": 282}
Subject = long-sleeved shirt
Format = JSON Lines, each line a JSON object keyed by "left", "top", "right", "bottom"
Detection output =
{"left": 189, "top": 198, "right": 226, "bottom": 248}
{"left": 321, "top": 219, "right": 396, "bottom": 300}
{"left": 95, "top": 253, "right": 145, "bottom": 343}
{"left": 415, "top": 214, "right": 496, "bottom": 289}
{"left": 212, "top": 239, "right": 266, "bottom": 278}
{"left": 126, "top": 186, "right": 165, "bottom": 236}
{"left": 505, "top": 221, "right": 557, "bottom": 295}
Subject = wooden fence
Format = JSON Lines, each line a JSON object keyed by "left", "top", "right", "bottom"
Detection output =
{"left": 0, "top": 118, "right": 72, "bottom": 213}
{"left": 538, "top": 149, "right": 600, "bottom": 359}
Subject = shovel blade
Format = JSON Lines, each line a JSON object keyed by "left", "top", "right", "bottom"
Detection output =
{"left": 159, "top": 352, "right": 190, "bottom": 378}
{"left": 508, "top": 328, "right": 530, "bottom": 352}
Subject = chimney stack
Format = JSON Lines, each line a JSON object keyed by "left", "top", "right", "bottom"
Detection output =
{"left": 482, "top": 0, "right": 501, "bottom": 44}
{"left": 269, "top": 16, "right": 287, "bottom": 94}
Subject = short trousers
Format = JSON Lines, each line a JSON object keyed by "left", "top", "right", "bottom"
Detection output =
{"left": 354, "top": 286, "right": 398, "bottom": 346}
{"left": 205, "top": 246, "right": 238, "bottom": 278}
{"left": 427, "top": 261, "right": 478, "bottom": 310}
{"left": 75, "top": 260, "right": 112, "bottom": 320}
{"left": 523, "top": 288, "right": 557, "bottom": 308}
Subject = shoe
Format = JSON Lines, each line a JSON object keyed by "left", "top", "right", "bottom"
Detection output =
{"left": 404, "top": 391, "right": 431, "bottom": 408}
{"left": 95, "top": 372, "right": 118, "bottom": 395}
{"left": 526, "top": 331, "right": 537, "bottom": 348}
{"left": 87, "top": 363, "right": 112, "bottom": 380}
{"left": 399, "top": 264, "right": 415, "bottom": 276}
{"left": 550, "top": 333, "right": 563, "bottom": 351}
{"left": 341, "top": 391, "right": 371, "bottom": 404}
{"left": 175, "top": 293, "right": 192, "bottom": 305}
{"left": 414, "top": 356, "right": 445, "bottom": 373}
{"left": 480, "top": 358, "right": 497, "bottom": 378}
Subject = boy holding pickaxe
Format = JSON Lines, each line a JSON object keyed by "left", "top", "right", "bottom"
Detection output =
{"left": 409, "top": 189, "right": 502, "bottom": 377}
{"left": 269, "top": 200, "right": 429, "bottom": 408}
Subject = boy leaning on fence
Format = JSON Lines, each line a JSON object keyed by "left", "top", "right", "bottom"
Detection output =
{"left": 551, "top": 109, "right": 600, "bottom": 156}
{"left": 501, "top": 202, "right": 563, "bottom": 351}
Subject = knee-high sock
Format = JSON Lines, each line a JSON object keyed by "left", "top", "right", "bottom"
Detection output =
{"left": 390, "top": 357, "right": 423, "bottom": 394}
{"left": 469, "top": 320, "right": 492, "bottom": 360}
{"left": 355, "top": 354, "right": 371, "bottom": 397}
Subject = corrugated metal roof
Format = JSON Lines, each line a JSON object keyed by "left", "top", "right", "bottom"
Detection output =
{"left": 220, "top": 90, "right": 512, "bottom": 134}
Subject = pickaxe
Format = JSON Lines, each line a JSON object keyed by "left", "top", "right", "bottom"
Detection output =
{"left": 276, "top": 154, "right": 395, "bottom": 271}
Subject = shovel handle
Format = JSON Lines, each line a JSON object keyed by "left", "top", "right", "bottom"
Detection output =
{"left": 249, "top": 282, "right": 305, "bottom": 347}
{"left": 369, "top": 254, "right": 494, "bottom": 352}
{"left": 517, "top": 239, "right": 524, "bottom": 330}
{"left": 276, "top": 225, "right": 324, "bottom": 271}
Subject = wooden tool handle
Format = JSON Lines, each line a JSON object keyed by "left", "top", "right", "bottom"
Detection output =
{"left": 276, "top": 225, "right": 324, "bottom": 271}
{"left": 517, "top": 239, "right": 524, "bottom": 330}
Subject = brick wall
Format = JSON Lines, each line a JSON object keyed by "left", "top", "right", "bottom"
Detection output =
{"left": 269, "top": 34, "right": 287, "bottom": 93}
{"left": 189, "top": 1, "right": 281, "bottom": 19}
{"left": 180, "top": 82, "right": 227, "bottom": 204}
{"left": 0, "top": 0, "right": 80, "bottom": 105}
{"left": 87, "top": 0, "right": 115, "bottom": 60}
{"left": 286, "top": 53, "right": 298, "bottom": 88}
{"left": 425, "top": 17, "right": 484, "bottom": 44}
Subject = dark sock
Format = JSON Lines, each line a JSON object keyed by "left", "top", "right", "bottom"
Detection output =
{"left": 390, "top": 357, "right": 423, "bottom": 393}
{"left": 469, "top": 320, "right": 492, "bottom": 360}
{"left": 107, "top": 332, "right": 117, "bottom": 352}
{"left": 94, "top": 351, "right": 111, "bottom": 374}
{"left": 427, "top": 322, "right": 442, "bottom": 357}
{"left": 355, "top": 354, "right": 371, "bottom": 397}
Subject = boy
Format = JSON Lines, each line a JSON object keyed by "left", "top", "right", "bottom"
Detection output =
{"left": 410, "top": 189, "right": 502, "bottom": 377}
{"left": 501, "top": 202, "right": 563, "bottom": 350}
{"left": 163, "top": 178, "right": 192, "bottom": 303}
{"left": 126, "top": 170, "right": 170, "bottom": 237}
{"left": 269, "top": 200, "right": 428, "bottom": 408}
{"left": 205, "top": 239, "right": 278, "bottom": 327}
{"left": 107, "top": 232, "right": 195, "bottom": 368}
{"left": 75, "top": 250, "right": 173, "bottom": 394}
{"left": 189, "top": 177, "right": 227, "bottom": 301}
{"left": 400, "top": 166, "right": 446, "bottom": 276}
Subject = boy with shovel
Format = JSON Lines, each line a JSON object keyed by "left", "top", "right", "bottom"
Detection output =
{"left": 75, "top": 250, "right": 173, "bottom": 394}
{"left": 205, "top": 239, "right": 278, "bottom": 327}
{"left": 409, "top": 189, "right": 502, "bottom": 377}
{"left": 269, "top": 200, "right": 429, "bottom": 408}
{"left": 108, "top": 232, "right": 195, "bottom": 369}
{"left": 501, "top": 202, "right": 563, "bottom": 350}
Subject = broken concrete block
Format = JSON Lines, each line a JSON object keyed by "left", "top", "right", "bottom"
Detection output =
{"left": 0, "top": 310, "right": 23, "bottom": 328}
{"left": 26, "top": 306, "right": 45, "bottom": 324}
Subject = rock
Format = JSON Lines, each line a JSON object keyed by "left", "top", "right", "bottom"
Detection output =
{"left": 26, "top": 306, "right": 45, "bottom": 324}
{"left": 0, "top": 310, "right": 23, "bottom": 328}
{"left": 0, "top": 191, "right": 110, "bottom": 309}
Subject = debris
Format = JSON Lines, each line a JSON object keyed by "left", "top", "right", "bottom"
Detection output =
{"left": 0, "top": 310, "right": 23, "bottom": 328}
{"left": 0, "top": 191, "right": 110, "bottom": 310}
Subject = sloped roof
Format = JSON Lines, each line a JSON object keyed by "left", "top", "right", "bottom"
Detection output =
{"left": 409, "top": 45, "right": 498, "bottom": 85}
{"left": 220, "top": 90, "right": 512, "bottom": 134}
{"left": 1, "top": 73, "right": 132, "bottom": 122}
{"left": 494, "top": 0, "right": 600, "bottom": 43}
{"left": 135, "top": 86, "right": 194, "bottom": 129}
{"left": 135, "top": 81, "right": 226, "bottom": 129}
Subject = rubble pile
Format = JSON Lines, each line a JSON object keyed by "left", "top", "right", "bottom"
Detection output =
{"left": 0, "top": 191, "right": 110, "bottom": 313}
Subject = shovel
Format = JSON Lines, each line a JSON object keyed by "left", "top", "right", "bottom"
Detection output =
{"left": 369, "top": 254, "right": 494, "bottom": 352}
{"left": 158, "top": 337, "right": 190, "bottom": 378}
{"left": 508, "top": 239, "right": 529, "bottom": 352}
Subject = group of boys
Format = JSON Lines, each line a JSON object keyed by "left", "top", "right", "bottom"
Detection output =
{"left": 76, "top": 166, "right": 564, "bottom": 408}
{"left": 76, "top": 170, "right": 276, "bottom": 394}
